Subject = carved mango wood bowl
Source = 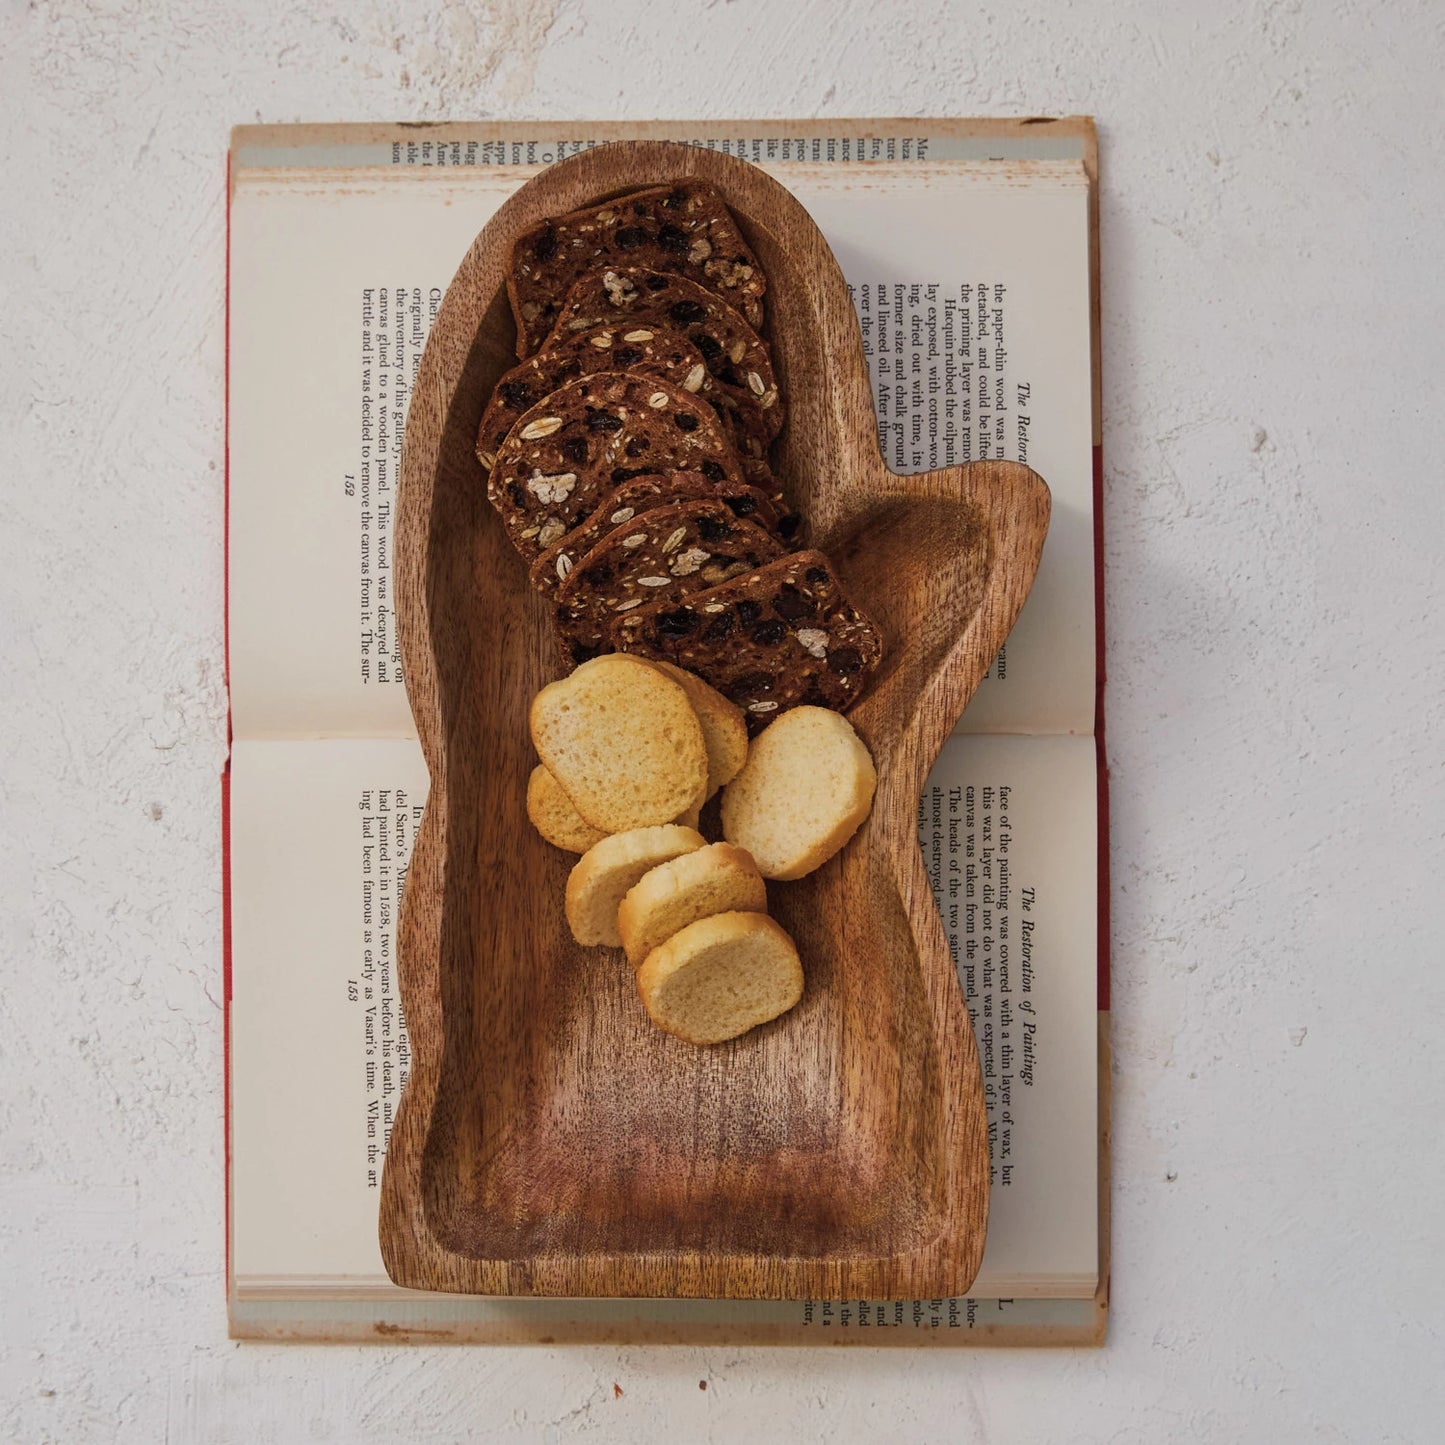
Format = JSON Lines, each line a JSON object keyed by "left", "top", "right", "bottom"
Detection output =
{"left": 380, "top": 142, "right": 1050, "bottom": 1299}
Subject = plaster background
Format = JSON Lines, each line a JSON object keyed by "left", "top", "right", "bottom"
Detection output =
{"left": 4, "top": 1, "right": 1443, "bottom": 1439}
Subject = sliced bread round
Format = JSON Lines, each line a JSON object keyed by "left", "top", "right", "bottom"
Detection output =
{"left": 526, "top": 764, "right": 608, "bottom": 853}
{"left": 635, "top": 911, "right": 803, "bottom": 1044}
{"left": 617, "top": 842, "right": 767, "bottom": 966}
{"left": 564, "top": 825, "right": 707, "bottom": 947}
{"left": 530, "top": 654, "right": 708, "bottom": 833}
{"left": 672, "top": 775, "right": 708, "bottom": 831}
{"left": 720, "top": 706, "right": 876, "bottom": 880}
{"left": 639, "top": 660, "right": 748, "bottom": 798}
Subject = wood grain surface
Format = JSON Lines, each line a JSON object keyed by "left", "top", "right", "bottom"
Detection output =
{"left": 380, "top": 141, "right": 1051, "bottom": 1299}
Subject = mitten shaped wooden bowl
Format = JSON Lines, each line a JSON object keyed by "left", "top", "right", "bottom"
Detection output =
{"left": 381, "top": 142, "right": 1050, "bottom": 1299}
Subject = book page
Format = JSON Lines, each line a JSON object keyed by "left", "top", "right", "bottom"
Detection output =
{"left": 918, "top": 732, "right": 1099, "bottom": 1293}
{"left": 793, "top": 168, "right": 1094, "bottom": 736}
{"left": 229, "top": 737, "right": 427, "bottom": 1284}
{"left": 228, "top": 156, "right": 1093, "bottom": 741}
{"left": 228, "top": 171, "right": 522, "bottom": 741}
{"left": 229, "top": 733, "right": 1095, "bottom": 1298}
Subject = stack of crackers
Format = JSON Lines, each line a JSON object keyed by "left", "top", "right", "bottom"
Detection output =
{"left": 479, "top": 178, "right": 886, "bottom": 1043}
{"left": 477, "top": 179, "right": 882, "bottom": 728}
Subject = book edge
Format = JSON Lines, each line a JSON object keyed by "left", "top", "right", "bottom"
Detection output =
{"left": 229, "top": 115, "right": 1097, "bottom": 155}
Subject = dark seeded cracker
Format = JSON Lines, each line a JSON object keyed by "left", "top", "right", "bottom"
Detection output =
{"left": 529, "top": 471, "right": 790, "bottom": 596}
{"left": 544, "top": 267, "right": 783, "bottom": 445}
{"left": 611, "top": 550, "right": 883, "bottom": 730}
{"left": 486, "top": 373, "right": 745, "bottom": 564}
{"left": 508, "top": 181, "right": 766, "bottom": 355}
{"left": 476, "top": 325, "right": 711, "bottom": 470}
{"left": 553, "top": 499, "right": 784, "bottom": 666}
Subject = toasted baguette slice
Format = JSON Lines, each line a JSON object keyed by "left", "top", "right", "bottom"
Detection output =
{"left": 526, "top": 764, "right": 608, "bottom": 853}
{"left": 530, "top": 654, "right": 708, "bottom": 833}
{"left": 618, "top": 842, "right": 767, "bottom": 966}
{"left": 565, "top": 825, "right": 707, "bottom": 947}
{"left": 673, "top": 776, "right": 707, "bottom": 831}
{"left": 636, "top": 911, "right": 802, "bottom": 1044}
{"left": 720, "top": 706, "right": 876, "bottom": 880}
{"left": 638, "top": 660, "right": 748, "bottom": 797}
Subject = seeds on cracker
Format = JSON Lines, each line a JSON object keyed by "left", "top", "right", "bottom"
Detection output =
{"left": 671, "top": 548, "right": 710, "bottom": 575}
{"left": 602, "top": 270, "right": 637, "bottom": 306}
{"left": 526, "top": 470, "right": 577, "bottom": 504}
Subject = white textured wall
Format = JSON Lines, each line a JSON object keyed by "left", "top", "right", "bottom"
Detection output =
{"left": 5, "top": 1, "right": 1444, "bottom": 1440}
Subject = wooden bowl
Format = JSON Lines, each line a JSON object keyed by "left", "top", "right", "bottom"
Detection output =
{"left": 380, "top": 142, "right": 1050, "bottom": 1299}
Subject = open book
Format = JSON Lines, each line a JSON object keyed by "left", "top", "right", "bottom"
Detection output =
{"left": 226, "top": 118, "right": 1107, "bottom": 1345}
